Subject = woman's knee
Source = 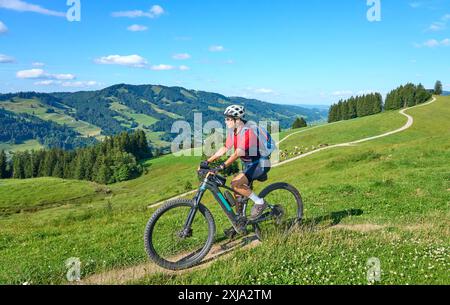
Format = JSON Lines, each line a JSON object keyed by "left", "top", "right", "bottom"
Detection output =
{"left": 231, "top": 174, "right": 249, "bottom": 190}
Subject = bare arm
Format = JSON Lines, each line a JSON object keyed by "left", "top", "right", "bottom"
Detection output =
{"left": 207, "top": 147, "right": 244, "bottom": 169}
{"left": 206, "top": 146, "right": 228, "bottom": 163}
{"left": 222, "top": 147, "right": 246, "bottom": 168}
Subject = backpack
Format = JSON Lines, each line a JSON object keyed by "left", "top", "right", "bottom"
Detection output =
{"left": 241, "top": 122, "right": 277, "bottom": 159}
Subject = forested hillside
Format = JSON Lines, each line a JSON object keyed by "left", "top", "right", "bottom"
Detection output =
{"left": 0, "top": 130, "right": 151, "bottom": 184}
{"left": 0, "top": 84, "right": 327, "bottom": 152}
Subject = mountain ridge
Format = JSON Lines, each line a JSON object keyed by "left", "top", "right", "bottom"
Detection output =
{"left": 0, "top": 84, "right": 328, "bottom": 150}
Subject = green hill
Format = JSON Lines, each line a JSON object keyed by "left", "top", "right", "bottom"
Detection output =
{"left": 0, "top": 85, "right": 328, "bottom": 151}
{"left": 0, "top": 96, "right": 448, "bottom": 284}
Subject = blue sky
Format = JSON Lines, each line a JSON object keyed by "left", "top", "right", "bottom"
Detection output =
{"left": 0, "top": 0, "right": 449, "bottom": 105}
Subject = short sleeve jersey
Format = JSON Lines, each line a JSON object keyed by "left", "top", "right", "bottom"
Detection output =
{"left": 225, "top": 127, "right": 260, "bottom": 162}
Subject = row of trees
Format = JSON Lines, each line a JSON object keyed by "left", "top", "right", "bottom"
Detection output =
{"left": 0, "top": 130, "right": 152, "bottom": 184}
{"left": 292, "top": 117, "right": 308, "bottom": 129}
{"left": 384, "top": 83, "right": 432, "bottom": 110}
{"left": 328, "top": 93, "right": 383, "bottom": 123}
{"left": 328, "top": 82, "right": 437, "bottom": 123}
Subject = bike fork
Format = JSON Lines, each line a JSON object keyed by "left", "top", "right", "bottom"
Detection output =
{"left": 180, "top": 187, "right": 205, "bottom": 238}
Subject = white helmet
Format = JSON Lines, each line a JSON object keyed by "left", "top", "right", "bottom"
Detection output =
{"left": 224, "top": 105, "right": 245, "bottom": 119}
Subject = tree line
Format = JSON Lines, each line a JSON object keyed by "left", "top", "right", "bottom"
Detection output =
{"left": 328, "top": 82, "right": 435, "bottom": 123}
{"left": 0, "top": 130, "right": 152, "bottom": 184}
{"left": 384, "top": 83, "right": 432, "bottom": 110}
{"left": 328, "top": 93, "right": 383, "bottom": 123}
{"left": 292, "top": 117, "right": 308, "bottom": 129}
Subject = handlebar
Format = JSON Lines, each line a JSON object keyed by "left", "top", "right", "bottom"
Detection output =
{"left": 197, "top": 167, "right": 227, "bottom": 185}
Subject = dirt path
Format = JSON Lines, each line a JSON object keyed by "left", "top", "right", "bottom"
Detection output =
{"left": 273, "top": 97, "right": 436, "bottom": 167}
{"left": 80, "top": 235, "right": 260, "bottom": 285}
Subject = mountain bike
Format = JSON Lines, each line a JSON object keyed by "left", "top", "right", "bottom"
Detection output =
{"left": 143, "top": 165, "right": 303, "bottom": 271}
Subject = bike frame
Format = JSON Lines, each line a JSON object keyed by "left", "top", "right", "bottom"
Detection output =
{"left": 181, "top": 172, "right": 272, "bottom": 235}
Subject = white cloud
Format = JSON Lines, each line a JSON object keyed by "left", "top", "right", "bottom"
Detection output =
{"left": 150, "top": 5, "right": 164, "bottom": 16}
{"left": 172, "top": 53, "right": 191, "bottom": 60}
{"left": 424, "top": 39, "right": 440, "bottom": 47}
{"left": 254, "top": 88, "right": 275, "bottom": 94}
{"left": 95, "top": 54, "right": 148, "bottom": 67}
{"left": 416, "top": 38, "right": 450, "bottom": 48}
{"left": 0, "top": 0, "right": 65, "bottom": 17}
{"left": 332, "top": 90, "right": 353, "bottom": 96}
{"left": 34, "top": 80, "right": 101, "bottom": 88}
{"left": 127, "top": 24, "right": 148, "bottom": 32}
{"left": 209, "top": 45, "right": 225, "bottom": 52}
{"left": 61, "top": 81, "right": 100, "bottom": 87}
{"left": 53, "top": 73, "right": 75, "bottom": 80}
{"left": 150, "top": 64, "right": 174, "bottom": 71}
{"left": 112, "top": 5, "right": 165, "bottom": 19}
{"left": 422, "top": 38, "right": 449, "bottom": 48}
{"left": 32, "top": 62, "right": 44, "bottom": 67}
{"left": 225, "top": 59, "right": 235, "bottom": 64}
{"left": 240, "top": 87, "right": 279, "bottom": 98}
{"left": 178, "top": 65, "right": 190, "bottom": 71}
{"left": 442, "top": 38, "right": 450, "bottom": 46}
{"left": 16, "top": 68, "right": 45, "bottom": 79}
{"left": 0, "top": 54, "right": 14, "bottom": 63}
{"left": 16, "top": 68, "right": 76, "bottom": 80}
{"left": 426, "top": 14, "right": 450, "bottom": 32}
{"left": 0, "top": 20, "right": 8, "bottom": 33}
{"left": 428, "top": 22, "right": 445, "bottom": 31}
{"left": 409, "top": 2, "right": 421, "bottom": 8}
{"left": 34, "top": 80, "right": 57, "bottom": 85}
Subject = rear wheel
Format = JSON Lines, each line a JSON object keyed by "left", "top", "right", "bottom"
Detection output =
{"left": 254, "top": 183, "right": 303, "bottom": 241}
{"left": 144, "top": 199, "right": 216, "bottom": 270}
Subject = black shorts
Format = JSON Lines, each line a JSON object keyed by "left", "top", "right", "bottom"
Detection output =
{"left": 242, "top": 159, "right": 271, "bottom": 183}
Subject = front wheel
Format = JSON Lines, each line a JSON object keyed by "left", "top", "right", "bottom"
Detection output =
{"left": 144, "top": 199, "right": 216, "bottom": 270}
{"left": 254, "top": 183, "right": 303, "bottom": 241}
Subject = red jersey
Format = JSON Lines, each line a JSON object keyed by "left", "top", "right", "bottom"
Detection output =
{"left": 225, "top": 127, "right": 260, "bottom": 162}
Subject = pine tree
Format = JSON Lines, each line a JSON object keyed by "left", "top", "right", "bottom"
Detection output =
{"left": 292, "top": 117, "right": 307, "bottom": 129}
{"left": 0, "top": 150, "right": 7, "bottom": 179}
{"left": 23, "top": 151, "right": 34, "bottom": 179}
{"left": 73, "top": 154, "right": 86, "bottom": 180}
{"left": 434, "top": 80, "right": 443, "bottom": 95}
{"left": 12, "top": 152, "right": 24, "bottom": 179}
{"left": 328, "top": 105, "right": 337, "bottom": 123}
{"left": 356, "top": 97, "right": 364, "bottom": 117}
{"left": 348, "top": 98, "right": 357, "bottom": 119}
{"left": 373, "top": 93, "right": 383, "bottom": 114}
{"left": 52, "top": 161, "right": 64, "bottom": 178}
{"left": 336, "top": 101, "right": 343, "bottom": 121}
{"left": 340, "top": 101, "right": 349, "bottom": 120}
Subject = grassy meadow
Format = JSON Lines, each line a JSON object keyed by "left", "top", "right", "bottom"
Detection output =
{"left": 0, "top": 96, "right": 448, "bottom": 285}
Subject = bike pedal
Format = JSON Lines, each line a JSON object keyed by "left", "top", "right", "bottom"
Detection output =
{"left": 224, "top": 227, "right": 238, "bottom": 239}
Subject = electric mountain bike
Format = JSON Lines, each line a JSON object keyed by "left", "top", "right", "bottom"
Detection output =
{"left": 144, "top": 165, "right": 303, "bottom": 271}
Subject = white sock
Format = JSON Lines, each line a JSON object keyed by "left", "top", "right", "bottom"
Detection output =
{"left": 249, "top": 193, "right": 265, "bottom": 205}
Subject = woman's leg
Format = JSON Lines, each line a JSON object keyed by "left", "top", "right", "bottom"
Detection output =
{"left": 231, "top": 173, "right": 252, "bottom": 197}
